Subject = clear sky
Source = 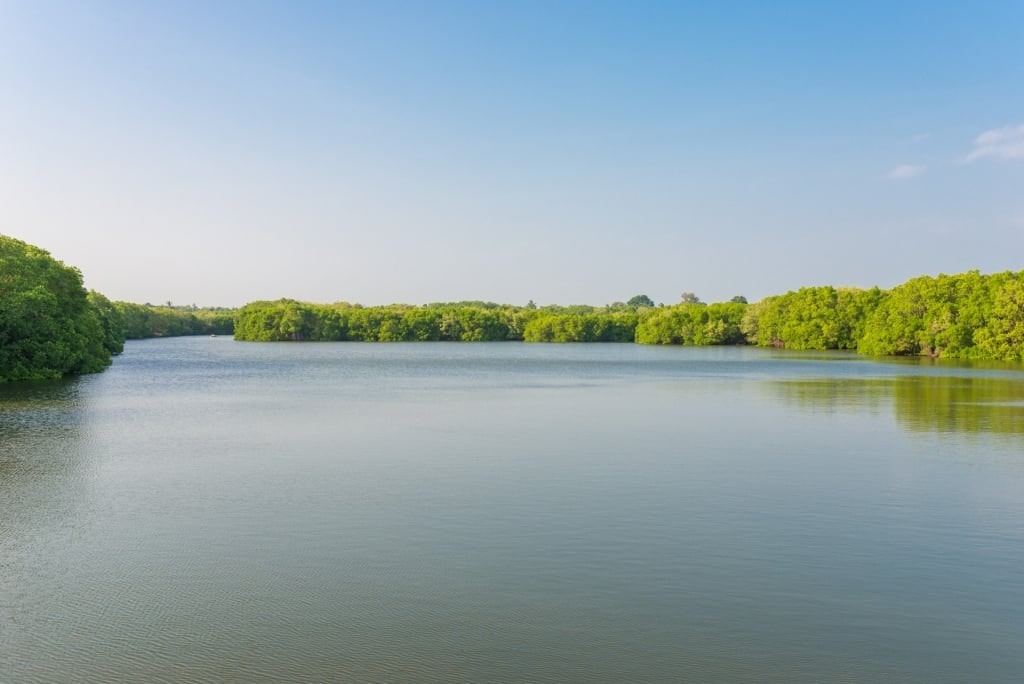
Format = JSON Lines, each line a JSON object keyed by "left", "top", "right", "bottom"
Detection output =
{"left": 2, "top": 1, "right": 1022, "bottom": 307}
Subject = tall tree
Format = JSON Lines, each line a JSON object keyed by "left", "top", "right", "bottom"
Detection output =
{"left": 627, "top": 294, "right": 655, "bottom": 308}
{"left": 1, "top": 235, "right": 121, "bottom": 381}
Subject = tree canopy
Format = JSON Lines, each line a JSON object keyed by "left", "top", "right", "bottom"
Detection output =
{"left": 234, "top": 300, "right": 526, "bottom": 342}
{"left": 635, "top": 301, "right": 746, "bottom": 345}
{"left": 230, "top": 270, "right": 1024, "bottom": 362}
{"left": 0, "top": 235, "right": 120, "bottom": 381}
{"left": 6, "top": 234, "right": 1020, "bottom": 370}
{"left": 627, "top": 294, "right": 655, "bottom": 308}
{"left": 858, "top": 271, "right": 1024, "bottom": 360}
{"left": 115, "top": 302, "right": 234, "bottom": 339}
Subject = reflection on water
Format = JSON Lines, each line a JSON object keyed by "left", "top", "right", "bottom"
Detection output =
{"left": 768, "top": 375, "right": 1024, "bottom": 440}
{"left": 0, "top": 377, "right": 85, "bottom": 427}
{"left": 893, "top": 375, "right": 1024, "bottom": 436}
{"left": 763, "top": 377, "right": 890, "bottom": 414}
{"left": 0, "top": 377, "right": 90, "bottom": 509}
{"left": 1, "top": 377, "right": 96, "bottom": 671}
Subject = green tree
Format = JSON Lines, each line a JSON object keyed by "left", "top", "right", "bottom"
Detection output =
{"left": 87, "top": 290, "right": 125, "bottom": 355}
{"left": 1, "top": 235, "right": 120, "bottom": 381}
{"left": 636, "top": 301, "right": 745, "bottom": 346}
{"left": 627, "top": 294, "right": 655, "bottom": 308}
{"left": 973, "top": 273, "right": 1024, "bottom": 361}
{"left": 859, "top": 270, "right": 1024, "bottom": 361}
{"left": 860, "top": 273, "right": 970, "bottom": 358}
{"left": 746, "top": 286, "right": 881, "bottom": 350}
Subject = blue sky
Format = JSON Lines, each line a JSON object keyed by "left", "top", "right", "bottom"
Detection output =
{"left": 2, "top": 1, "right": 1022, "bottom": 306}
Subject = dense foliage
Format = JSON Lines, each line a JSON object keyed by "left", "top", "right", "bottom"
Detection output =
{"left": 858, "top": 271, "right": 1024, "bottom": 361}
{"left": 737, "top": 272, "right": 1024, "bottom": 361}
{"left": 741, "top": 286, "right": 885, "bottom": 351}
{"left": 7, "top": 231, "right": 1018, "bottom": 372}
{"left": 635, "top": 301, "right": 746, "bottom": 345}
{"left": 523, "top": 312, "right": 637, "bottom": 342}
{"left": 0, "top": 235, "right": 118, "bottom": 381}
{"left": 115, "top": 302, "right": 235, "bottom": 339}
{"left": 234, "top": 300, "right": 527, "bottom": 342}
{"left": 233, "top": 272, "right": 1024, "bottom": 362}
{"left": 234, "top": 299, "right": 656, "bottom": 343}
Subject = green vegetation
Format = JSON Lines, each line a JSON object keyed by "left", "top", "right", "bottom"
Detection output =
{"left": 738, "top": 271, "right": 1024, "bottom": 361}
{"left": 233, "top": 271, "right": 1024, "bottom": 363}
{"left": 233, "top": 296, "right": 747, "bottom": 346}
{"left": 523, "top": 312, "right": 637, "bottom": 342}
{"left": 233, "top": 300, "right": 650, "bottom": 344}
{"left": 737, "top": 272, "right": 1024, "bottom": 361}
{"left": 234, "top": 300, "right": 526, "bottom": 342}
{"left": 1, "top": 235, "right": 117, "bottom": 381}
{"left": 1, "top": 235, "right": 236, "bottom": 381}
{"left": 627, "top": 294, "right": 655, "bottom": 308}
{"left": 115, "top": 302, "right": 235, "bottom": 339}
{"left": 858, "top": 271, "right": 1024, "bottom": 361}
{"left": 635, "top": 301, "right": 746, "bottom": 345}
{"left": 741, "top": 286, "right": 885, "bottom": 351}
{"left": 4, "top": 233, "right": 1023, "bottom": 378}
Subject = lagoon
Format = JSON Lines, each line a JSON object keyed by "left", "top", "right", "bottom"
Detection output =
{"left": 2, "top": 339, "right": 1023, "bottom": 682}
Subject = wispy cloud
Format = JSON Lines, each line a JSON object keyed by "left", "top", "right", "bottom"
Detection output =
{"left": 963, "top": 122, "right": 1024, "bottom": 162}
{"left": 886, "top": 164, "right": 927, "bottom": 179}
{"left": 908, "top": 133, "right": 930, "bottom": 144}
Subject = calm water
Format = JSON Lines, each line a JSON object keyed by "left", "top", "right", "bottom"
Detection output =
{"left": 2, "top": 339, "right": 1023, "bottom": 683}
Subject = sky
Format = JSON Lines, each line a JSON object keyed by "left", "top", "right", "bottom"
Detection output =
{"left": 2, "top": 1, "right": 1023, "bottom": 307}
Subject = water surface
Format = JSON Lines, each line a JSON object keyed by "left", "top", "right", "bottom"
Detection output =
{"left": 2, "top": 339, "right": 1023, "bottom": 682}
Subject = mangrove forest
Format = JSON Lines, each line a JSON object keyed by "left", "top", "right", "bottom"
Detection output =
{"left": 3, "top": 232, "right": 1024, "bottom": 382}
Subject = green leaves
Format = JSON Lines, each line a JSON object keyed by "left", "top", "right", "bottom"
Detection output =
{"left": 0, "top": 235, "right": 122, "bottom": 381}
{"left": 634, "top": 302, "right": 745, "bottom": 346}
{"left": 234, "top": 301, "right": 523, "bottom": 342}
{"left": 523, "top": 312, "right": 637, "bottom": 343}
{"left": 858, "top": 271, "right": 1015, "bottom": 360}
{"left": 745, "top": 271, "right": 1024, "bottom": 361}
{"left": 212, "top": 270, "right": 1024, "bottom": 363}
{"left": 744, "top": 286, "right": 876, "bottom": 351}
{"left": 115, "top": 302, "right": 234, "bottom": 339}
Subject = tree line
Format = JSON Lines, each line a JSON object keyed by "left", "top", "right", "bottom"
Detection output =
{"left": 115, "top": 302, "right": 235, "bottom": 339}
{"left": 4, "top": 232, "right": 1024, "bottom": 382}
{"left": 741, "top": 271, "right": 1024, "bottom": 361}
{"left": 234, "top": 271, "right": 1024, "bottom": 362}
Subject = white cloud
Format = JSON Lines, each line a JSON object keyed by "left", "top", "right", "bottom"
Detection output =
{"left": 908, "top": 133, "right": 930, "bottom": 144}
{"left": 963, "top": 122, "right": 1024, "bottom": 162}
{"left": 886, "top": 164, "right": 927, "bottom": 179}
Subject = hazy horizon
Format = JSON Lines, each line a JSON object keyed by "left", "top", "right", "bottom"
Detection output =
{"left": 3, "top": 2, "right": 1022, "bottom": 308}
